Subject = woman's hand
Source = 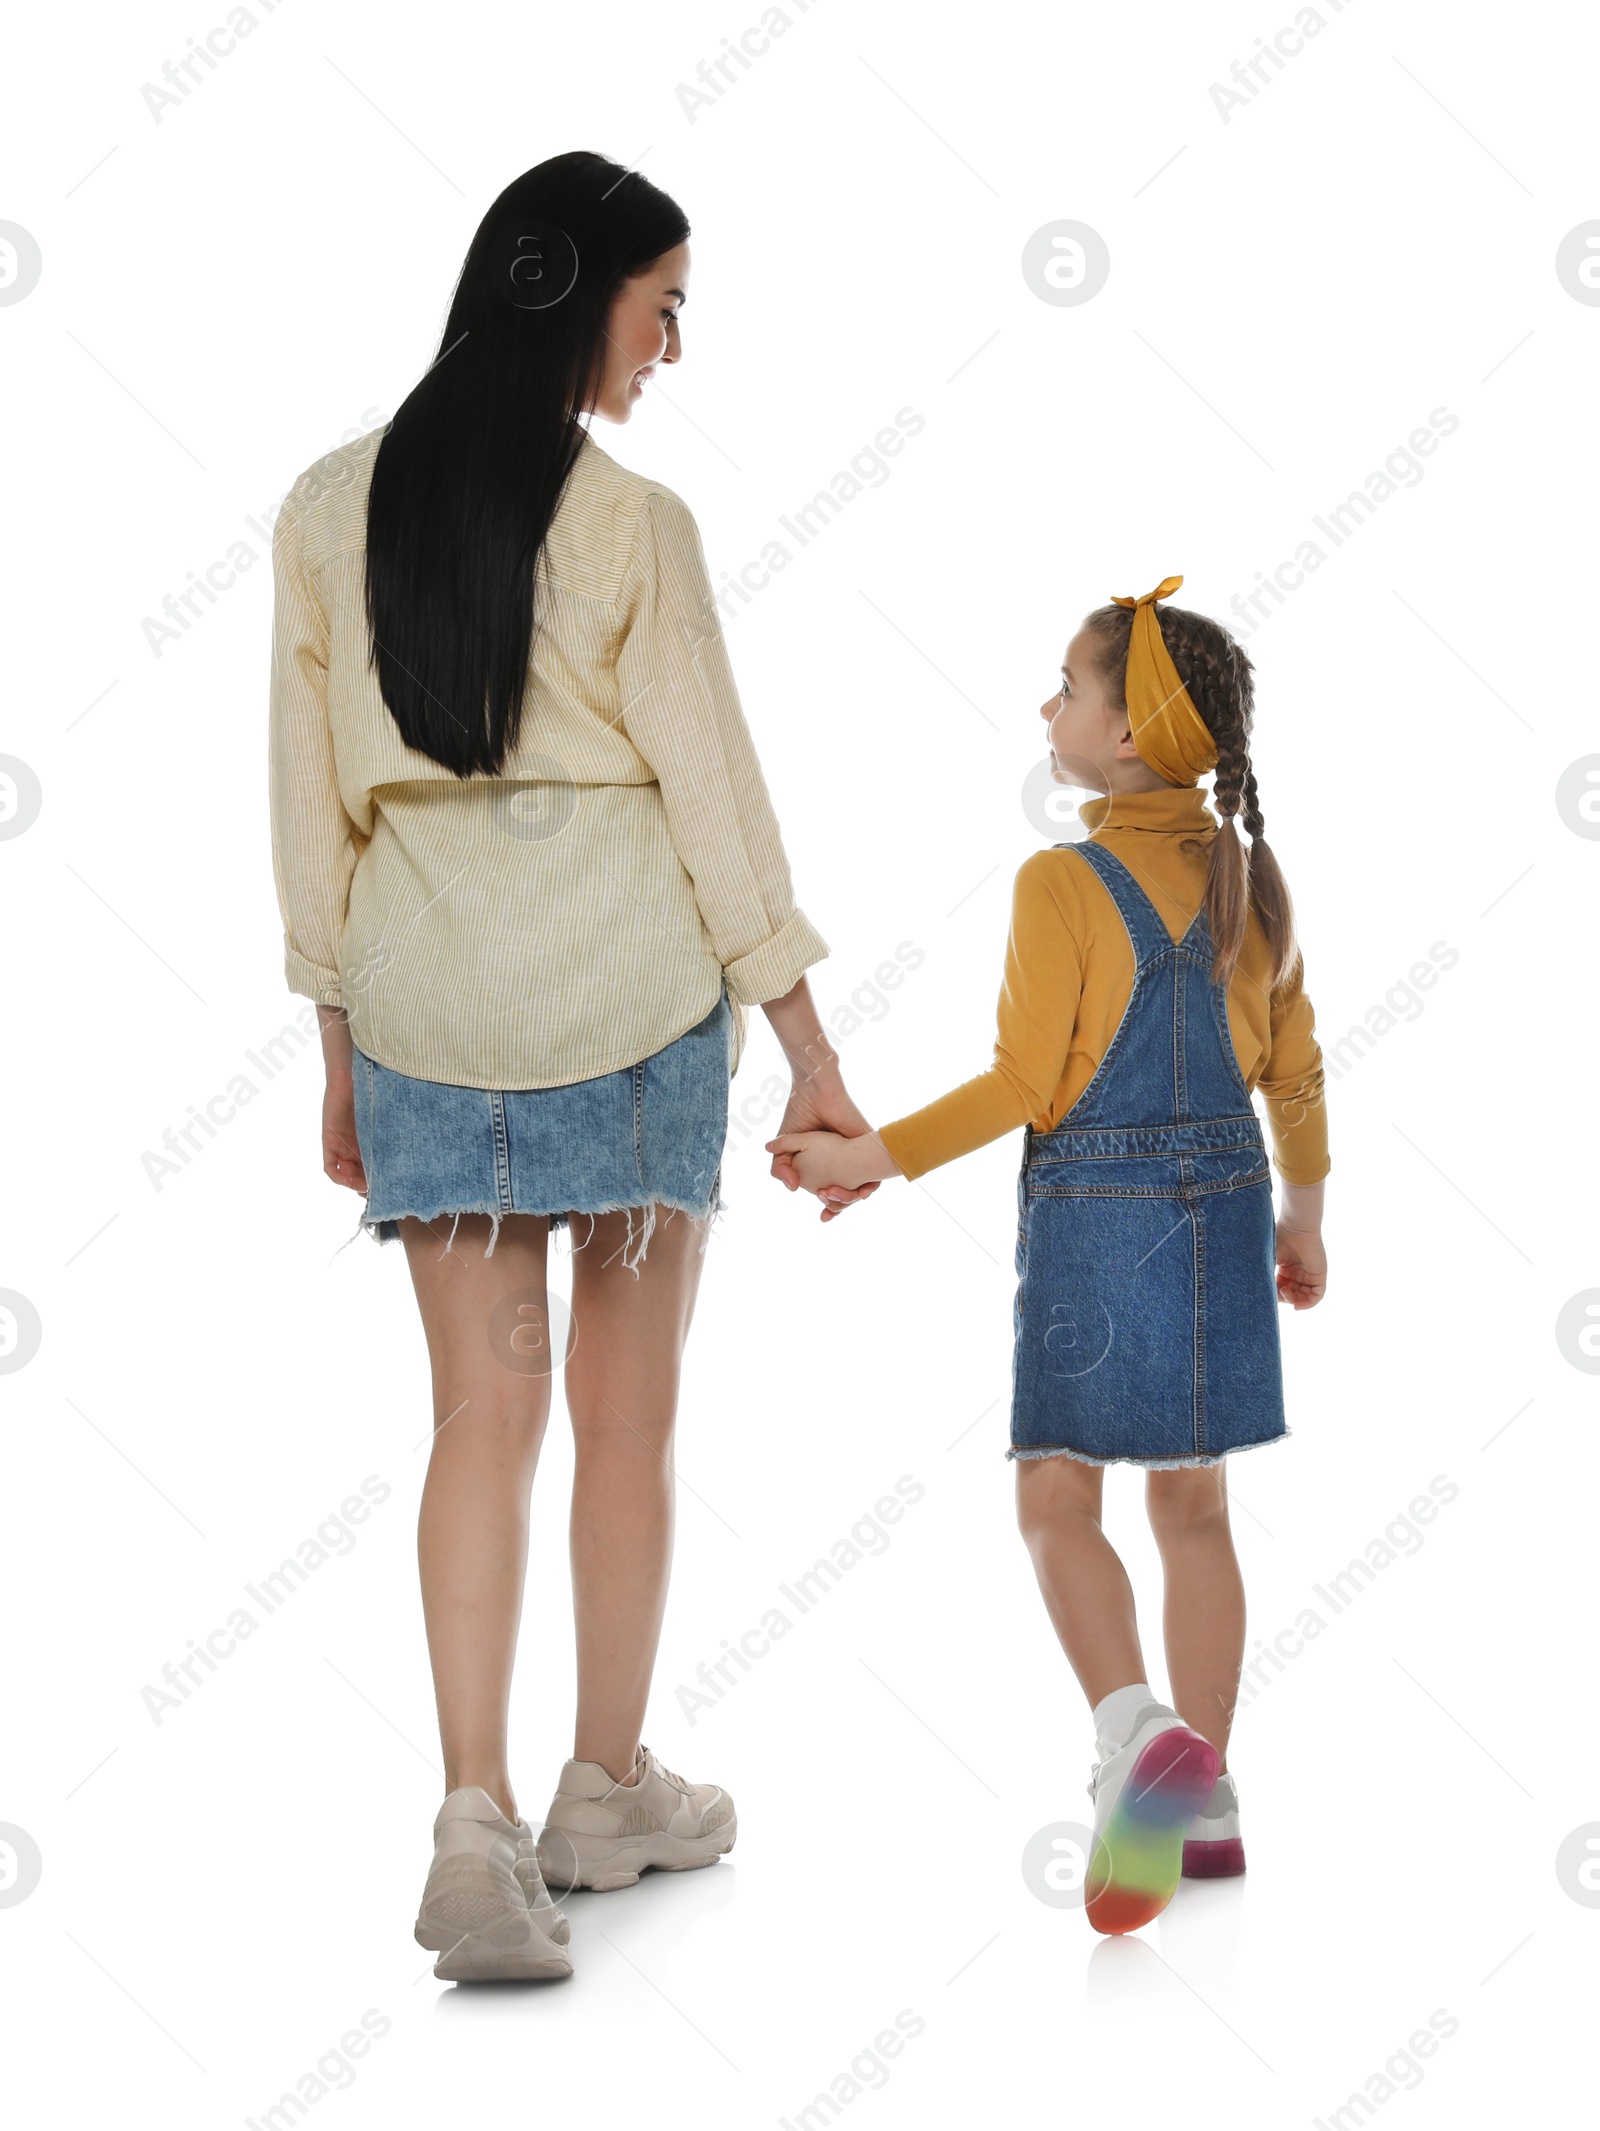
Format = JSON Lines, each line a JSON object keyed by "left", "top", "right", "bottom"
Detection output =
{"left": 322, "top": 1070, "right": 367, "bottom": 1194}
{"left": 769, "top": 1074, "right": 881, "bottom": 1219}
{"left": 317, "top": 1005, "right": 366, "bottom": 1194}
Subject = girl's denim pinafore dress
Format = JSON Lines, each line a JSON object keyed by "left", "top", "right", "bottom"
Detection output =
{"left": 1010, "top": 839, "right": 1287, "bottom": 1469}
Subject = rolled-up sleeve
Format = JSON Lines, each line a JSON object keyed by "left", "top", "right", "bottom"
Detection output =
{"left": 268, "top": 498, "right": 355, "bottom": 1007}
{"left": 1258, "top": 960, "right": 1330, "bottom": 1184}
{"left": 615, "top": 488, "right": 828, "bottom": 1006}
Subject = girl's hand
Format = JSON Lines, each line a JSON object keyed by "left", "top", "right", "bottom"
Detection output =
{"left": 766, "top": 1128, "right": 903, "bottom": 1220}
{"left": 322, "top": 1071, "right": 368, "bottom": 1194}
{"left": 1275, "top": 1223, "right": 1326, "bottom": 1309}
{"left": 769, "top": 1072, "right": 880, "bottom": 1219}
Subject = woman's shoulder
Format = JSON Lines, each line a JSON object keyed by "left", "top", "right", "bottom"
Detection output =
{"left": 569, "top": 432, "right": 692, "bottom": 519}
{"left": 278, "top": 424, "right": 386, "bottom": 566}
{"left": 550, "top": 434, "right": 702, "bottom": 591}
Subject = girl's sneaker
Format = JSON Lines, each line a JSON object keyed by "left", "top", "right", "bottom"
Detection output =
{"left": 1182, "top": 1771, "right": 1246, "bottom": 1877}
{"left": 1084, "top": 1704, "right": 1220, "bottom": 1935}
{"left": 414, "top": 1786, "right": 573, "bottom": 1982}
{"left": 536, "top": 1745, "right": 736, "bottom": 1893}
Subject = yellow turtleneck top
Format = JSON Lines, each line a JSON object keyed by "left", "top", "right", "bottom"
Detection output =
{"left": 875, "top": 785, "right": 1329, "bottom": 1186}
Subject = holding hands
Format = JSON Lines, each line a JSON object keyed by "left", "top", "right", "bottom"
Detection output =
{"left": 767, "top": 1121, "right": 902, "bottom": 1219}
{"left": 758, "top": 973, "right": 902, "bottom": 1222}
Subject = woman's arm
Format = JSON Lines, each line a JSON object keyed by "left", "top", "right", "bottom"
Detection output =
{"left": 614, "top": 488, "right": 830, "bottom": 1007}
{"left": 316, "top": 1003, "right": 367, "bottom": 1194}
{"left": 268, "top": 495, "right": 357, "bottom": 1009}
{"left": 760, "top": 973, "right": 881, "bottom": 1216}
{"left": 270, "top": 491, "right": 368, "bottom": 1193}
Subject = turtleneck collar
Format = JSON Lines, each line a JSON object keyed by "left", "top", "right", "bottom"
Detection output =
{"left": 1077, "top": 783, "right": 1218, "bottom": 837}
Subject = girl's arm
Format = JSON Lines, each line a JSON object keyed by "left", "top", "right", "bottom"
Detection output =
{"left": 1275, "top": 1178, "right": 1327, "bottom": 1308}
{"left": 1258, "top": 962, "right": 1329, "bottom": 1308}
{"left": 768, "top": 853, "right": 1083, "bottom": 1203}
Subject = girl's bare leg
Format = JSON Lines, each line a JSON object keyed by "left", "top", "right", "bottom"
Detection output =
{"left": 1015, "top": 1455, "right": 1148, "bottom": 1707}
{"left": 400, "top": 1213, "right": 556, "bottom": 1826}
{"left": 1145, "top": 1463, "right": 1246, "bottom": 1770}
{"left": 564, "top": 1207, "right": 708, "bottom": 1784}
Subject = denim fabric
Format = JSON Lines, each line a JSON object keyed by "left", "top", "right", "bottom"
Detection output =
{"left": 1010, "top": 841, "right": 1286, "bottom": 1468}
{"left": 351, "top": 988, "right": 732, "bottom": 1269}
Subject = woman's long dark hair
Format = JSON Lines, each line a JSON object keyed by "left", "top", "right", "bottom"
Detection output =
{"left": 365, "top": 152, "right": 690, "bottom": 777}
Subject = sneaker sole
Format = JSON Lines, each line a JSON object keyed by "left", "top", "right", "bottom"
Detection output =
{"left": 536, "top": 1814, "right": 738, "bottom": 1894}
{"left": 1182, "top": 1836, "right": 1246, "bottom": 1878}
{"left": 1086, "top": 1729, "right": 1221, "bottom": 1935}
{"left": 415, "top": 1913, "right": 572, "bottom": 1981}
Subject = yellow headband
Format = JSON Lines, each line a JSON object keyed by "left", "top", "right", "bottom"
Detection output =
{"left": 1109, "top": 574, "right": 1218, "bottom": 787}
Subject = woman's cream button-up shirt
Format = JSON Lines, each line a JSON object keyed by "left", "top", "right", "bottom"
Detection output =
{"left": 268, "top": 425, "right": 827, "bottom": 1089}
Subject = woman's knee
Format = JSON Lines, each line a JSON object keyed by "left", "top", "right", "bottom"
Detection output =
{"left": 424, "top": 1390, "right": 552, "bottom": 1459}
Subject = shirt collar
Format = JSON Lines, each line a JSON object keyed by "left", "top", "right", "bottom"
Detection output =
{"left": 1077, "top": 783, "right": 1218, "bottom": 837}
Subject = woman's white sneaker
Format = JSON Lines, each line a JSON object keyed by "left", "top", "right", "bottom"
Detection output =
{"left": 1182, "top": 1770, "right": 1246, "bottom": 1878}
{"left": 536, "top": 1745, "right": 737, "bottom": 1894}
{"left": 414, "top": 1786, "right": 573, "bottom": 1981}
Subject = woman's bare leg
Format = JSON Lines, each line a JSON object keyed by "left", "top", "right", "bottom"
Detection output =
{"left": 1015, "top": 1455, "right": 1148, "bottom": 1708}
{"left": 400, "top": 1212, "right": 556, "bottom": 1825}
{"left": 1146, "top": 1463, "right": 1246, "bottom": 1770}
{"left": 563, "top": 1207, "right": 709, "bottom": 1784}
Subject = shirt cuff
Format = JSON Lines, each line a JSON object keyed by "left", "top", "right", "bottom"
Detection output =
{"left": 1273, "top": 1150, "right": 1331, "bottom": 1186}
{"left": 875, "top": 1117, "right": 932, "bottom": 1182}
{"left": 721, "top": 908, "right": 829, "bottom": 1007}
{"left": 285, "top": 945, "right": 345, "bottom": 1009}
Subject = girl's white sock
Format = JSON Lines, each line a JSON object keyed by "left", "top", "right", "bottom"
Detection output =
{"left": 1092, "top": 1681, "right": 1161, "bottom": 1755}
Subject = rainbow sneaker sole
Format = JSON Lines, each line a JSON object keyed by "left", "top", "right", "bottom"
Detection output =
{"left": 1085, "top": 1726, "right": 1221, "bottom": 1934}
{"left": 1182, "top": 1835, "right": 1246, "bottom": 1878}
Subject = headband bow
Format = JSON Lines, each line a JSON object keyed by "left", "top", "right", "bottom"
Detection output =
{"left": 1109, "top": 574, "right": 1218, "bottom": 787}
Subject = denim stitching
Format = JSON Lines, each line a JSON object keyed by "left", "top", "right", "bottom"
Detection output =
{"left": 489, "top": 1090, "right": 513, "bottom": 1212}
{"left": 1026, "top": 1170, "right": 1270, "bottom": 1200}
{"left": 1190, "top": 1163, "right": 1207, "bottom": 1456}
{"left": 1173, "top": 953, "right": 1188, "bottom": 1121}
{"left": 1015, "top": 1133, "right": 1030, "bottom": 1328}
{"left": 1210, "top": 961, "right": 1256, "bottom": 1104}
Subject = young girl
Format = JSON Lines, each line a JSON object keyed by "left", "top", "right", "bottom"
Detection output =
{"left": 768, "top": 577, "right": 1329, "bottom": 1935}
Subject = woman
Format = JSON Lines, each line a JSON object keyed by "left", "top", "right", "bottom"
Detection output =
{"left": 267, "top": 151, "right": 874, "bottom": 1982}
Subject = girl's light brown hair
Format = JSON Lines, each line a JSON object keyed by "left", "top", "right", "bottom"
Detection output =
{"left": 1082, "top": 601, "right": 1299, "bottom": 994}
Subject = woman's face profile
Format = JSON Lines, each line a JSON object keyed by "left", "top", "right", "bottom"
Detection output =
{"left": 592, "top": 241, "right": 691, "bottom": 423}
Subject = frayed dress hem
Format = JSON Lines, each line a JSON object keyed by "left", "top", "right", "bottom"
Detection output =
{"left": 1006, "top": 1426, "right": 1291, "bottom": 1471}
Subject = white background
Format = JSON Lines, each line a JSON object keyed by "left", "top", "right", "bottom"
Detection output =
{"left": 3, "top": 1, "right": 1596, "bottom": 2125}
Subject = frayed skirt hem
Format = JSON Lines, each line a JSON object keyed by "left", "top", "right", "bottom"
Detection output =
{"left": 340, "top": 1186, "right": 727, "bottom": 1276}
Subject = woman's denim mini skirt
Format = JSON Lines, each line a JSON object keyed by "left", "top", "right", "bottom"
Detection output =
{"left": 351, "top": 989, "right": 732, "bottom": 1271}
